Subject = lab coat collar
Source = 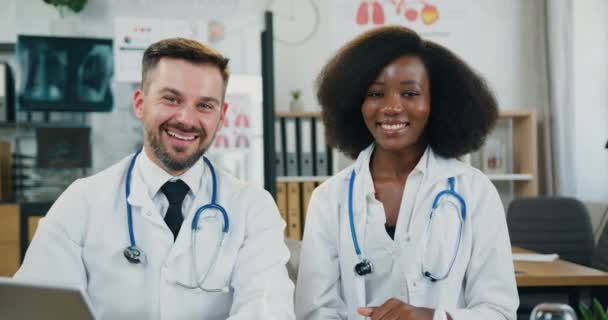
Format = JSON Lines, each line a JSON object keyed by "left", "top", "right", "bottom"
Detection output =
{"left": 138, "top": 148, "right": 204, "bottom": 199}
{"left": 126, "top": 150, "right": 206, "bottom": 212}
{"left": 354, "top": 144, "right": 431, "bottom": 198}
{"left": 353, "top": 144, "right": 468, "bottom": 189}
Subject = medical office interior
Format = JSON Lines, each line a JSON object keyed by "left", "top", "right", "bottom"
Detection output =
{"left": 0, "top": 0, "right": 607, "bottom": 319}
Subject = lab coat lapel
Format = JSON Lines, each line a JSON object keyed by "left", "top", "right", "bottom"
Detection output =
{"left": 127, "top": 171, "right": 165, "bottom": 228}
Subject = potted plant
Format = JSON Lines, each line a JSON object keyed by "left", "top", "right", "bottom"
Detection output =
{"left": 43, "top": 0, "right": 88, "bottom": 18}
{"left": 289, "top": 89, "right": 304, "bottom": 111}
{"left": 579, "top": 299, "right": 608, "bottom": 320}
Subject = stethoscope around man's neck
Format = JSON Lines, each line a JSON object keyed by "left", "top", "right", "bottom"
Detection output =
{"left": 122, "top": 149, "right": 230, "bottom": 293}
{"left": 347, "top": 169, "right": 467, "bottom": 282}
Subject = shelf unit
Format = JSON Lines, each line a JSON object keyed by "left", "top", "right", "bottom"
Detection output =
{"left": 271, "top": 110, "right": 539, "bottom": 238}
{"left": 274, "top": 111, "right": 334, "bottom": 240}
{"left": 471, "top": 111, "right": 538, "bottom": 199}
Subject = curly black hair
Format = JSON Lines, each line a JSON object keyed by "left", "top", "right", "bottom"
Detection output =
{"left": 316, "top": 26, "right": 498, "bottom": 159}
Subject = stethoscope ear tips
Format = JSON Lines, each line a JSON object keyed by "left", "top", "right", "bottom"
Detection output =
{"left": 354, "top": 259, "right": 373, "bottom": 276}
{"left": 124, "top": 246, "right": 143, "bottom": 264}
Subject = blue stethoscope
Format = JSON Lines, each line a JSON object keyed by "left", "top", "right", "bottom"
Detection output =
{"left": 123, "top": 149, "right": 230, "bottom": 292}
{"left": 348, "top": 170, "right": 466, "bottom": 282}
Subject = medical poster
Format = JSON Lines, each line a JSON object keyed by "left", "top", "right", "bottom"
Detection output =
{"left": 114, "top": 17, "right": 208, "bottom": 83}
{"left": 330, "top": 0, "right": 470, "bottom": 47}
{"left": 206, "top": 75, "right": 263, "bottom": 186}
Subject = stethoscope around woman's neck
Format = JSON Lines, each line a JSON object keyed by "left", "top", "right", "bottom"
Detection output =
{"left": 347, "top": 168, "right": 467, "bottom": 282}
{"left": 122, "top": 149, "right": 230, "bottom": 293}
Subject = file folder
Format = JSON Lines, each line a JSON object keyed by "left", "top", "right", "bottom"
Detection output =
{"left": 314, "top": 119, "right": 329, "bottom": 176}
{"left": 0, "top": 141, "right": 12, "bottom": 201}
{"left": 299, "top": 118, "right": 314, "bottom": 176}
{"left": 275, "top": 119, "right": 285, "bottom": 176}
{"left": 301, "top": 181, "right": 316, "bottom": 228}
{"left": 287, "top": 181, "right": 302, "bottom": 240}
{"left": 275, "top": 182, "right": 289, "bottom": 236}
{"left": 285, "top": 118, "right": 299, "bottom": 176}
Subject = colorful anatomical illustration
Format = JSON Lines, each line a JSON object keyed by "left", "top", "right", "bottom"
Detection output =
{"left": 357, "top": 0, "right": 385, "bottom": 25}
{"left": 356, "top": 0, "right": 439, "bottom": 26}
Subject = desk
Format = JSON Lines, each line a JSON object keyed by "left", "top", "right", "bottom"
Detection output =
{"left": 513, "top": 246, "right": 608, "bottom": 308}
{"left": 513, "top": 246, "right": 608, "bottom": 287}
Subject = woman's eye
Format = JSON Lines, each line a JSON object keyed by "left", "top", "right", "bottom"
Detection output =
{"left": 366, "top": 91, "right": 383, "bottom": 98}
{"left": 403, "top": 91, "right": 420, "bottom": 97}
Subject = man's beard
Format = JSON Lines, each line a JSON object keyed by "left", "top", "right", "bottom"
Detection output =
{"left": 145, "top": 124, "right": 215, "bottom": 172}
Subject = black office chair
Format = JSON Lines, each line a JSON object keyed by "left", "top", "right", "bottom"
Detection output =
{"left": 592, "top": 219, "right": 608, "bottom": 307}
{"left": 508, "top": 197, "right": 595, "bottom": 266}
{"left": 19, "top": 202, "right": 53, "bottom": 262}
{"left": 507, "top": 197, "right": 596, "bottom": 319}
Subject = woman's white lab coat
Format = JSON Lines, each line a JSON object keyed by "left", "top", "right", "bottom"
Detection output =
{"left": 15, "top": 154, "right": 295, "bottom": 320}
{"left": 295, "top": 146, "right": 518, "bottom": 320}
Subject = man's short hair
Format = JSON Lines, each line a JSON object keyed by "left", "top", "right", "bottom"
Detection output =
{"left": 141, "top": 38, "right": 230, "bottom": 91}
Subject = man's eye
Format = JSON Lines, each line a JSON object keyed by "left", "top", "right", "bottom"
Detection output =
{"left": 164, "top": 96, "right": 178, "bottom": 104}
{"left": 198, "top": 103, "right": 213, "bottom": 110}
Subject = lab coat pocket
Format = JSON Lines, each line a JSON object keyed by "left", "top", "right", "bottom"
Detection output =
{"left": 407, "top": 276, "right": 434, "bottom": 307}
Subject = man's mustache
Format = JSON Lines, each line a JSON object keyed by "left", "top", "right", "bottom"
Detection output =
{"left": 161, "top": 123, "right": 204, "bottom": 135}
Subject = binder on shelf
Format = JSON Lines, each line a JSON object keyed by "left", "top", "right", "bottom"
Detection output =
{"left": 299, "top": 118, "right": 314, "bottom": 176}
{"left": 301, "top": 181, "right": 316, "bottom": 227}
{"left": 275, "top": 182, "right": 289, "bottom": 236}
{"left": 275, "top": 119, "right": 285, "bottom": 176}
{"left": 0, "top": 140, "right": 13, "bottom": 201}
{"left": 284, "top": 118, "right": 298, "bottom": 176}
{"left": 314, "top": 119, "right": 329, "bottom": 176}
{"left": 286, "top": 181, "right": 302, "bottom": 240}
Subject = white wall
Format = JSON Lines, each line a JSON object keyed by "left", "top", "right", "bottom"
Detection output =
{"left": 326, "top": 0, "right": 547, "bottom": 113}
{"left": 1, "top": 0, "right": 548, "bottom": 114}
{"left": 6, "top": 0, "right": 605, "bottom": 203}
{"left": 573, "top": 0, "right": 608, "bottom": 203}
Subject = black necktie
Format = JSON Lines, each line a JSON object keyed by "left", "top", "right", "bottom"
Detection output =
{"left": 161, "top": 180, "right": 190, "bottom": 241}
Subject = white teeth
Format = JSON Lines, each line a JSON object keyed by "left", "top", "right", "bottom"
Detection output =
{"left": 380, "top": 123, "right": 407, "bottom": 130}
{"left": 167, "top": 130, "right": 196, "bottom": 141}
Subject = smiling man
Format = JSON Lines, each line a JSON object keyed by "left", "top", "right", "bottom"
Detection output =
{"left": 15, "top": 38, "right": 295, "bottom": 320}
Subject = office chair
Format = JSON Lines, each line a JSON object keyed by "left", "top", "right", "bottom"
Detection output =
{"left": 507, "top": 197, "right": 596, "bottom": 319}
{"left": 507, "top": 197, "right": 595, "bottom": 267}
{"left": 19, "top": 202, "right": 52, "bottom": 262}
{"left": 592, "top": 217, "right": 608, "bottom": 306}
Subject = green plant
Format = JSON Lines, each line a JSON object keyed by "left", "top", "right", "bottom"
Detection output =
{"left": 579, "top": 299, "right": 608, "bottom": 320}
{"left": 43, "top": 0, "right": 88, "bottom": 17}
{"left": 290, "top": 89, "right": 301, "bottom": 101}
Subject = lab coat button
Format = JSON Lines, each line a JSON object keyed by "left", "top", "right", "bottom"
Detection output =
{"left": 406, "top": 236, "right": 411, "bottom": 242}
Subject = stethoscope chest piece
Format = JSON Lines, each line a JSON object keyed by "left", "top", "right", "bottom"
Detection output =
{"left": 124, "top": 245, "right": 145, "bottom": 264}
{"left": 354, "top": 258, "right": 373, "bottom": 276}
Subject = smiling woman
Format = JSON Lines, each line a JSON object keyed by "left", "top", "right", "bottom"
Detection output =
{"left": 316, "top": 26, "right": 497, "bottom": 160}
{"left": 295, "top": 26, "right": 518, "bottom": 320}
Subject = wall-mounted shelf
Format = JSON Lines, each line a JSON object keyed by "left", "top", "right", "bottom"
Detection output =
{"left": 0, "top": 122, "right": 34, "bottom": 129}
{"left": 277, "top": 176, "right": 329, "bottom": 183}
{"left": 0, "top": 43, "right": 15, "bottom": 53}
{"left": 276, "top": 111, "right": 321, "bottom": 118}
